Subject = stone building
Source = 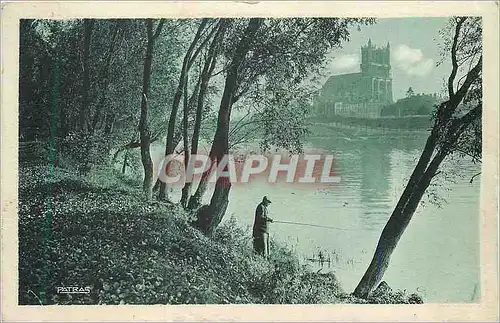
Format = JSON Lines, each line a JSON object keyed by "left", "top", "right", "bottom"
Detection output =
{"left": 315, "top": 40, "right": 393, "bottom": 118}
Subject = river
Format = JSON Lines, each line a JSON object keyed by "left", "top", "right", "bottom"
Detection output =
{"left": 223, "top": 124, "right": 481, "bottom": 303}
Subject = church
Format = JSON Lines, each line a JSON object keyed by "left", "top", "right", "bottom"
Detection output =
{"left": 315, "top": 40, "right": 393, "bottom": 118}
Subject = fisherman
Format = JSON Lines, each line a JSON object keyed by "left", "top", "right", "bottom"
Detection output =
{"left": 252, "top": 196, "right": 273, "bottom": 259}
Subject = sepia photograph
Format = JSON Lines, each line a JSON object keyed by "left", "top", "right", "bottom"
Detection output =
{"left": 1, "top": 1, "right": 498, "bottom": 322}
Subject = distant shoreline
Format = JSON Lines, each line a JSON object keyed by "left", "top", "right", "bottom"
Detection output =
{"left": 309, "top": 116, "right": 432, "bottom": 135}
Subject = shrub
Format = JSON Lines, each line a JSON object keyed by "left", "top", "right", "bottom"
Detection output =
{"left": 57, "top": 131, "right": 113, "bottom": 174}
{"left": 366, "top": 281, "right": 424, "bottom": 304}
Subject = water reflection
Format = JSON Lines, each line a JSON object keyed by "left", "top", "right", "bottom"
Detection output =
{"left": 227, "top": 125, "right": 480, "bottom": 303}
{"left": 359, "top": 141, "right": 392, "bottom": 226}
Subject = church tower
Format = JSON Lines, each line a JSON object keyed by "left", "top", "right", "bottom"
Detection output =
{"left": 360, "top": 39, "right": 391, "bottom": 78}
{"left": 360, "top": 39, "right": 392, "bottom": 104}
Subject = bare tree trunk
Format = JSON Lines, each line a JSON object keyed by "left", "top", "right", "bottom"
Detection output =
{"left": 353, "top": 103, "right": 482, "bottom": 298}
{"left": 159, "top": 19, "right": 209, "bottom": 200}
{"left": 196, "top": 18, "right": 263, "bottom": 234}
{"left": 121, "top": 150, "right": 129, "bottom": 174}
{"left": 180, "top": 78, "right": 191, "bottom": 207}
{"left": 353, "top": 128, "right": 442, "bottom": 297}
{"left": 202, "top": 181, "right": 230, "bottom": 236}
{"left": 80, "top": 19, "right": 94, "bottom": 132}
{"left": 152, "top": 178, "right": 161, "bottom": 192}
{"left": 179, "top": 68, "right": 202, "bottom": 206}
{"left": 139, "top": 19, "right": 164, "bottom": 200}
{"left": 188, "top": 164, "right": 214, "bottom": 209}
{"left": 187, "top": 20, "right": 229, "bottom": 210}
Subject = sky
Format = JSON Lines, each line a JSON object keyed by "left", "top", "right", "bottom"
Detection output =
{"left": 322, "top": 17, "right": 452, "bottom": 101}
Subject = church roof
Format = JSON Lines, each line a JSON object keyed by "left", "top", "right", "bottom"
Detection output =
{"left": 326, "top": 72, "right": 362, "bottom": 82}
{"left": 324, "top": 72, "right": 362, "bottom": 88}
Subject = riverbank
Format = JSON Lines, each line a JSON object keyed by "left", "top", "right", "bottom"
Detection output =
{"left": 18, "top": 163, "right": 422, "bottom": 305}
{"left": 309, "top": 115, "right": 433, "bottom": 132}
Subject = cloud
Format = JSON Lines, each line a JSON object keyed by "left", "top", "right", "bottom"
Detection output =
{"left": 330, "top": 54, "right": 359, "bottom": 71}
{"left": 393, "top": 44, "right": 434, "bottom": 76}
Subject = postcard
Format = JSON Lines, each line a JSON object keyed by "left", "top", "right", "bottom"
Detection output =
{"left": 1, "top": 1, "right": 498, "bottom": 322}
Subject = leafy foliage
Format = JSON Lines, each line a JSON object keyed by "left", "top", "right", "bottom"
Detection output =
{"left": 257, "top": 90, "right": 311, "bottom": 154}
{"left": 435, "top": 17, "right": 482, "bottom": 162}
{"left": 381, "top": 94, "right": 439, "bottom": 117}
{"left": 365, "top": 281, "right": 424, "bottom": 304}
{"left": 19, "top": 19, "right": 186, "bottom": 175}
{"left": 57, "top": 131, "right": 114, "bottom": 173}
{"left": 226, "top": 18, "right": 374, "bottom": 154}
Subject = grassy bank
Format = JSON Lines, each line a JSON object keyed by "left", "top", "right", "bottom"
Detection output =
{"left": 18, "top": 163, "right": 423, "bottom": 305}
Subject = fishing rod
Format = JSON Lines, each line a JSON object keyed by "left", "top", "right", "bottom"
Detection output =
{"left": 272, "top": 220, "right": 358, "bottom": 231}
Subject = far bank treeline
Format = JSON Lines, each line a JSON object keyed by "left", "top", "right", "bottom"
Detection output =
{"left": 309, "top": 92, "right": 442, "bottom": 130}
{"left": 19, "top": 18, "right": 374, "bottom": 233}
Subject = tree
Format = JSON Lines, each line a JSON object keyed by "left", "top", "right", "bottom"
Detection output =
{"left": 19, "top": 20, "right": 85, "bottom": 141}
{"left": 89, "top": 20, "right": 121, "bottom": 134}
{"left": 188, "top": 18, "right": 374, "bottom": 211}
{"left": 113, "top": 20, "right": 187, "bottom": 175}
{"left": 180, "top": 19, "right": 230, "bottom": 207}
{"left": 191, "top": 18, "right": 373, "bottom": 233}
{"left": 158, "top": 19, "right": 218, "bottom": 201}
{"left": 194, "top": 18, "right": 264, "bottom": 234}
{"left": 138, "top": 19, "right": 165, "bottom": 200}
{"left": 353, "top": 16, "right": 482, "bottom": 298}
{"left": 20, "top": 19, "right": 191, "bottom": 180}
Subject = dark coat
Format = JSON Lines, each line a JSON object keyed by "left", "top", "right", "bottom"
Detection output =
{"left": 253, "top": 202, "right": 272, "bottom": 237}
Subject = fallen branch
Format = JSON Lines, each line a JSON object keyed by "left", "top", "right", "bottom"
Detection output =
{"left": 469, "top": 172, "right": 481, "bottom": 183}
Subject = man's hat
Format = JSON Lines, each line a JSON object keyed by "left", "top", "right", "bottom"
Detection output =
{"left": 263, "top": 196, "right": 271, "bottom": 204}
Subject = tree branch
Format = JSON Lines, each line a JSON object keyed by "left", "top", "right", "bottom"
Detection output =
{"left": 457, "top": 99, "right": 482, "bottom": 125}
{"left": 453, "top": 147, "right": 481, "bottom": 163}
{"left": 146, "top": 19, "right": 154, "bottom": 41}
{"left": 448, "top": 17, "right": 466, "bottom": 98}
{"left": 228, "top": 111, "right": 252, "bottom": 138}
{"left": 187, "top": 19, "right": 220, "bottom": 69}
{"left": 431, "top": 170, "right": 442, "bottom": 179}
{"left": 210, "top": 67, "right": 227, "bottom": 78}
{"left": 469, "top": 172, "right": 481, "bottom": 183}
{"left": 153, "top": 19, "right": 165, "bottom": 39}
{"left": 450, "top": 55, "right": 482, "bottom": 109}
